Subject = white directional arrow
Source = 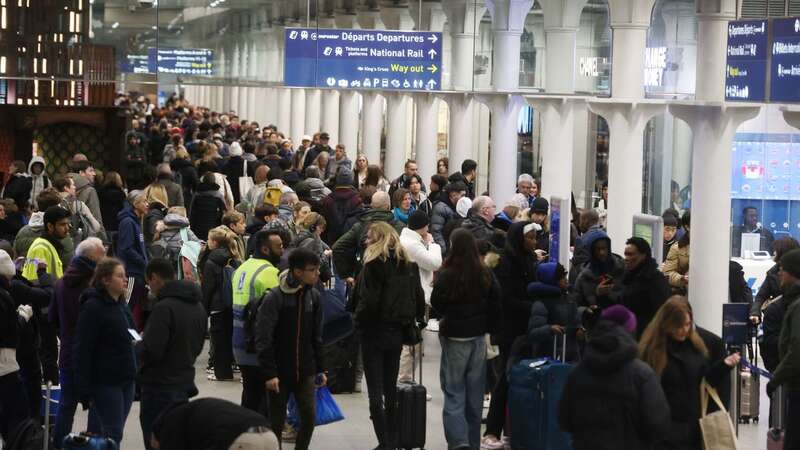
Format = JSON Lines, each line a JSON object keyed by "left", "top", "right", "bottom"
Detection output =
{"left": 428, "top": 49, "right": 437, "bottom": 59}
{"left": 427, "top": 34, "right": 438, "bottom": 44}
{"left": 426, "top": 79, "right": 437, "bottom": 90}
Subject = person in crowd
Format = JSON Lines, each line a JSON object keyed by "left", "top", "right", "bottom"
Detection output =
{"left": 354, "top": 154, "right": 369, "bottom": 189}
{"left": 15, "top": 189, "right": 72, "bottom": 267}
{"left": 216, "top": 211, "right": 246, "bottom": 263}
{"left": 661, "top": 212, "right": 679, "bottom": 264}
{"left": 491, "top": 204, "right": 520, "bottom": 233}
{"left": 291, "top": 201, "right": 312, "bottom": 238}
{"left": 482, "top": 221, "right": 540, "bottom": 450}
{"left": 98, "top": 171, "right": 127, "bottom": 233}
{"left": 73, "top": 258, "right": 138, "bottom": 447}
{"left": 198, "top": 160, "right": 234, "bottom": 210}
{"left": 398, "top": 210, "right": 442, "bottom": 384}
{"left": 51, "top": 237, "right": 106, "bottom": 448}
{"left": 430, "top": 229, "right": 500, "bottom": 450}
{"left": 255, "top": 248, "right": 326, "bottom": 450}
{"left": 392, "top": 188, "right": 414, "bottom": 226}
{"left": 325, "top": 144, "right": 352, "bottom": 181}
{"left": 161, "top": 133, "right": 183, "bottom": 164}
{"left": 321, "top": 168, "right": 362, "bottom": 245}
{"left": 428, "top": 174, "right": 448, "bottom": 205}
{"left": 278, "top": 192, "right": 298, "bottom": 224}
{"left": 0, "top": 202, "right": 19, "bottom": 243}
{"left": 404, "top": 174, "right": 432, "bottom": 217}
{"left": 527, "top": 262, "right": 582, "bottom": 361}
{"left": 618, "top": 237, "right": 671, "bottom": 337}
{"left": 223, "top": 142, "right": 247, "bottom": 205}
{"left": 142, "top": 195, "right": 168, "bottom": 245}
{"left": 462, "top": 195, "right": 498, "bottom": 244}
{"left": 751, "top": 236, "right": 800, "bottom": 324}
{"left": 54, "top": 176, "right": 104, "bottom": 241}
{"left": 570, "top": 209, "right": 603, "bottom": 283}
{"left": 364, "top": 165, "right": 390, "bottom": 193}
{"left": 202, "top": 228, "right": 242, "bottom": 382}
{"left": 572, "top": 228, "right": 624, "bottom": 314}
{"left": 190, "top": 172, "right": 227, "bottom": 241}
{"left": 449, "top": 160, "right": 477, "bottom": 200}
{"left": 389, "top": 160, "right": 423, "bottom": 197}
{"left": 2, "top": 160, "right": 31, "bottom": 209}
{"left": 232, "top": 229, "right": 282, "bottom": 416}
{"left": 437, "top": 157, "right": 449, "bottom": 176}
{"left": 348, "top": 222, "right": 426, "bottom": 450}
{"left": 170, "top": 149, "right": 198, "bottom": 208}
{"left": 28, "top": 155, "right": 51, "bottom": 210}
{"left": 117, "top": 191, "right": 150, "bottom": 329}
{"left": 529, "top": 197, "right": 550, "bottom": 251}
{"left": 150, "top": 398, "right": 278, "bottom": 450}
{"left": 303, "top": 166, "right": 332, "bottom": 200}
{"left": 442, "top": 197, "right": 472, "bottom": 248}
{"left": 150, "top": 207, "right": 202, "bottom": 259}
{"left": 639, "top": 296, "right": 740, "bottom": 450}
{"left": 23, "top": 205, "right": 70, "bottom": 282}
{"left": 731, "top": 206, "right": 776, "bottom": 256}
{"left": 291, "top": 213, "right": 332, "bottom": 284}
{"left": 153, "top": 164, "right": 185, "bottom": 208}
{"left": 332, "top": 191, "right": 404, "bottom": 287}
{"left": 302, "top": 132, "right": 332, "bottom": 170}
{"left": 513, "top": 174, "right": 537, "bottom": 210}
{"left": 559, "top": 305, "right": 671, "bottom": 450}
{"left": 138, "top": 258, "right": 207, "bottom": 450}
{"left": 313, "top": 151, "right": 331, "bottom": 182}
{"left": 0, "top": 249, "right": 29, "bottom": 442}
{"left": 663, "top": 210, "right": 691, "bottom": 294}
{"left": 238, "top": 165, "right": 270, "bottom": 219}
{"left": 430, "top": 181, "right": 467, "bottom": 255}
{"left": 68, "top": 160, "right": 103, "bottom": 226}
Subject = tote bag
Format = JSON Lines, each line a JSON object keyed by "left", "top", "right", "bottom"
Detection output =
{"left": 699, "top": 380, "right": 741, "bottom": 450}
{"left": 238, "top": 159, "right": 254, "bottom": 201}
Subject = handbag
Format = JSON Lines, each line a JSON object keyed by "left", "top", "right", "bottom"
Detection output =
{"left": 286, "top": 386, "right": 345, "bottom": 427}
{"left": 238, "top": 159, "right": 254, "bottom": 201}
{"left": 402, "top": 322, "right": 422, "bottom": 346}
{"left": 698, "top": 380, "right": 741, "bottom": 450}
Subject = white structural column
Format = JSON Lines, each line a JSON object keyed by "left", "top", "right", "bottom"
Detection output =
{"left": 414, "top": 93, "right": 440, "bottom": 183}
{"left": 479, "top": 95, "right": 525, "bottom": 197}
{"left": 339, "top": 90, "right": 359, "bottom": 159}
{"left": 444, "top": 93, "right": 477, "bottom": 174}
{"left": 361, "top": 92, "right": 384, "bottom": 167}
{"left": 305, "top": 89, "right": 322, "bottom": 136}
{"left": 486, "top": 0, "right": 535, "bottom": 91}
{"left": 277, "top": 88, "right": 292, "bottom": 133}
{"left": 607, "top": 0, "right": 654, "bottom": 99}
{"left": 670, "top": 104, "right": 760, "bottom": 334}
{"left": 230, "top": 42, "right": 241, "bottom": 114}
{"left": 538, "top": 0, "right": 588, "bottom": 94}
{"left": 290, "top": 89, "right": 307, "bottom": 145}
{"left": 529, "top": 97, "right": 583, "bottom": 200}
{"left": 442, "top": 0, "right": 487, "bottom": 90}
{"left": 695, "top": 0, "right": 733, "bottom": 102}
{"left": 385, "top": 92, "right": 412, "bottom": 179}
{"left": 321, "top": 90, "right": 341, "bottom": 147}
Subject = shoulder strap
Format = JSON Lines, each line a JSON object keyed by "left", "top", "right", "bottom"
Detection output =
{"left": 179, "top": 227, "right": 189, "bottom": 244}
{"left": 243, "top": 159, "right": 248, "bottom": 174}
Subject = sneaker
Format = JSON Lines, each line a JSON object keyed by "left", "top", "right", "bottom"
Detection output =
{"left": 481, "top": 436, "right": 504, "bottom": 450}
{"left": 427, "top": 318, "right": 440, "bottom": 332}
{"left": 281, "top": 424, "right": 297, "bottom": 443}
{"left": 205, "top": 366, "right": 214, "bottom": 375}
{"left": 502, "top": 435, "right": 512, "bottom": 450}
{"left": 207, "top": 374, "right": 235, "bottom": 381}
{"left": 232, "top": 365, "right": 240, "bottom": 373}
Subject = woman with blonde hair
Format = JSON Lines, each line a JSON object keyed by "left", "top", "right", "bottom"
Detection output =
{"left": 354, "top": 154, "right": 369, "bottom": 188}
{"left": 350, "top": 221, "right": 425, "bottom": 450}
{"left": 639, "top": 296, "right": 740, "bottom": 450}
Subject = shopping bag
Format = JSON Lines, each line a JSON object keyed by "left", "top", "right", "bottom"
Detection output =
{"left": 287, "top": 386, "right": 345, "bottom": 428}
{"left": 699, "top": 380, "right": 741, "bottom": 450}
{"left": 238, "top": 159, "right": 254, "bottom": 200}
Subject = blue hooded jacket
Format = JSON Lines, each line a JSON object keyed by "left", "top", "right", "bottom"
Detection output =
{"left": 527, "top": 262, "right": 563, "bottom": 297}
{"left": 581, "top": 228, "right": 615, "bottom": 275}
{"left": 116, "top": 204, "right": 148, "bottom": 278}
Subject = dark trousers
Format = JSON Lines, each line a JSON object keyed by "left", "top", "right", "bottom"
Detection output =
{"left": 128, "top": 276, "right": 148, "bottom": 331}
{"left": 54, "top": 369, "right": 78, "bottom": 449}
{"left": 240, "top": 365, "right": 269, "bottom": 418}
{"left": 18, "top": 366, "right": 41, "bottom": 420}
{"left": 787, "top": 391, "right": 800, "bottom": 450}
{"left": 360, "top": 329, "right": 402, "bottom": 449}
{"left": 210, "top": 310, "right": 234, "bottom": 379}
{"left": 484, "top": 344, "right": 510, "bottom": 437}
{"left": 87, "top": 381, "right": 135, "bottom": 446}
{"left": 39, "top": 316, "right": 59, "bottom": 384}
{"left": 139, "top": 385, "right": 191, "bottom": 450}
{"left": 0, "top": 372, "right": 29, "bottom": 442}
{"left": 269, "top": 376, "right": 316, "bottom": 450}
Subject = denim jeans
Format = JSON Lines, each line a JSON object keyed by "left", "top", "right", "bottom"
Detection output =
{"left": 360, "top": 329, "right": 402, "bottom": 449}
{"left": 268, "top": 376, "right": 316, "bottom": 450}
{"left": 54, "top": 369, "right": 79, "bottom": 449}
{"left": 139, "top": 385, "right": 192, "bottom": 450}
{"left": 439, "top": 336, "right": 486, "bottom": 450}
{"left": 87, "top": 381, "right": 135, "bottom": 447}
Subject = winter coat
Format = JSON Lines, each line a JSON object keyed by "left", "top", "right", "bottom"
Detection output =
{"left": 159, "top": 177, "right": 185, "bottom": 208}
{"left": 618, "top": 258, "right": 671, "bottom": 337}
{"left": 290, "top": 231, "right": 332, "bottom": 283}
{"left": 571, "top": 229, "right": 625, "bottom": 310}
{"left": 331, "top": 208, "right": 404, "bottom": 279}
{"left": 760, "top": 284, "right": 800, "bottom": 372}
{"left": 430, "top": 268, "right": 501, "bottom": 338}
{"left": 559, "top": 321, "right": 671, "bottom": 450}
{"left": 325, "top": 156, "right": 352, "bottom": 180}
{"left": 410, "top": 192, "right": 433, "bottom": 218}
{"left": 74, "top": 287, "right": 138, "bottom": 396}
{"left": 2, "top": 173, "right": 32, "bottom": 208}
{"left": 14, "top": 212, "right": 74, "bottom": 268}
{"left": 69, "top": 172, "right": 103, "bottom": 226}
{"left": 496, "top": 222, "right": 539, "bottom": 346}
{"left": 321, "top": 186, "right": 362, "bottom": 245}
{"left": 51, "top": 256, "right": 95, "bottom": 370}
{"left": 189, "top": 182, "right": 226, "bottom": 241}
{"left": 430, "top": 197, "right": 457, "bottom": 254}
{"left": 143, "top": 203, "right": 167, "bottom": 244}
{"left": 170, "top": 158, "right": 199, "bottom": 207}
{"left": 663, "top": 243, "right": 690, "bottom": 292}
{"left": 255, "top": 271, "right": 325, "bottom": 385}
{"left": 527, "top": 264, "right": 581, "bottom": 362}
{"left": 569, "top": 224, "right": 604, "bottom": 285}
{"left": 773, "top": 282, "right": 800, "bottom": 393}
{"left": 117, "top": 204, "right": 148, "bottom": 278}
{"left": 0, "top": 282, "right": 19, "bottom": 376}
{"left": 150, "top": 214, "right": 201, "bottom": 258}
{"left": 138, "top": 280, "right": 207, "bottom": 388}
{"left": 222, "top": 155, "right": 246, "bottom": 206}
{"left": 10, "top": 272, "right": 52, "bottom": 368}
{"left": 753, "top": 263, "right": 781, "bottom": 317}
{"left": 98, "top": 185, "right": 126, "bottom": 232}
{"left": 399, "top": 227, "right": 442, "bottom": 302}
{"left": 27, "top": 156, "right": 51, "bottom": 210}
{"left": 461, "top": 212, "right": 497, "bottom": 244}
{"left": 201, "top": 248, "right": 238, "bottom": 313}
{"left": 349, "top": 254, "right": 426, "bottom": 332}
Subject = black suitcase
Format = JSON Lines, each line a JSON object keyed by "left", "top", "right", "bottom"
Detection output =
{"left": 323, "top": 333, "right": 358, "bottom": 394}
{"left": 396, "top": 344, "right": 426, "bottom": 450}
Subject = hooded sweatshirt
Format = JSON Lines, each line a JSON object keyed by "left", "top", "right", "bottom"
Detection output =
{"left": 117, "top": 204, "right": 148, "bottom": 278}
{"left": 69, "top": 172, "right": 103, "bottom": 227}
{"left": 527, "top": 262, "right": 581, "bottom": 361}
{"left": 27, "top": 156, "right": 51, "bottom": 209}
{"left": 51, "top": 256, "right": 96, "bottom": 369}
{"left": 572, "top": 228, "right": 624, "bottom": 310}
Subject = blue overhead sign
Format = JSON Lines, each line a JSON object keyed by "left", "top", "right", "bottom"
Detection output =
{"left": 771, "top": 17, "right": 800, "bottom": 103}
{"left": 147, "top": 48, "right": 214, "bottom": 75}
{"left": 725, "top": 19, "right": 769, "bottom": 102}
{"left": 284, "top": 28, "right": 443, "bottom": 91}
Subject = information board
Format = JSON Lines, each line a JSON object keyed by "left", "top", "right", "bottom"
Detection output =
{"left": 771, "top": 18, "right": 800, "bottom": 102}
{"left": 147, "top": 48, "right": 213, "bottom": 75}
{"left": 725, "top": 20, "right": 769, "bottom": 101}
{"left": 120, "top": 54, "right": 150, "bottom": 74}
{"left": 284, "top": 28, "right": 443, "bottom": 91}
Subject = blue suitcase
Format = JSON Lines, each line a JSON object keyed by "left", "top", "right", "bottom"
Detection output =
{"left": 508, "top": 335, "right": 572, "bottom": 450}
{"left": 62, "top": 433, "right": 118, "bottom": 449}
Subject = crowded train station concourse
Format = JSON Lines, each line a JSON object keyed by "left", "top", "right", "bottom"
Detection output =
{"left": 1, "top": 0, "right": 800, "bottom": 449}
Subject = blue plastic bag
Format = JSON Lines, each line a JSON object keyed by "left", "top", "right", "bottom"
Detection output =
{"left": 287, "top": 386, "right": 345, "bottom": 427}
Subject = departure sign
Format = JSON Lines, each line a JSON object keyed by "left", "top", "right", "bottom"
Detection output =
{"left": 284, "top": 28, "right": 443, "bottom": 91}
{"left": 148, "top": 48, "right": 213, "bottom": 76}
{"left": 725, "top": 19, "right": 769, "bottom": 102}
{"left": 771, "top": 17, "right": 800, "bottom": 103}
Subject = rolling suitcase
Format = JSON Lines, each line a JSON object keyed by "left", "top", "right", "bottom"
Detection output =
{"left": 740, "top": 337, "right": 760, "bottom": 424}
{"left": 323, "top": 333, "right": 358, "bottom": 394}
{"left": 62, "top": 433, "right": 118, "bottom": 449}
{"left": 767, "top": 385, "right": 786, "bottom": 450}
{"left": 396, "top": 344, "right": 426, "bottom": 450}
{"left": 508, "top": 335, "right": 572, "bottom": 450}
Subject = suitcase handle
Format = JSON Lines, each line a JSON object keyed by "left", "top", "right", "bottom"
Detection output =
{"left": 552, "top": 333, "right": 567, "bottom": 363}
{"left": 411, "top": 342, "right": 422, "bottom": 385}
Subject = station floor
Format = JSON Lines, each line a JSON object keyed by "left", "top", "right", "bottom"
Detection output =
{"left": 69, "top": 331, "right": 772, "bottom": 450}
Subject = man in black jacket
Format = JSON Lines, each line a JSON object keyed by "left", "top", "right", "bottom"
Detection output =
{"left": 255, "top": 249, "right": 326, "bottom": 450}
{"left": 138, "top": 258, "right": 207, "bottom": 450}
{"left": 618, "top": 237, "right": 671, "bottom": 337}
